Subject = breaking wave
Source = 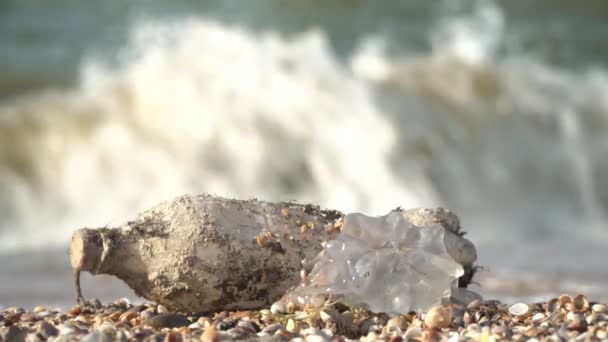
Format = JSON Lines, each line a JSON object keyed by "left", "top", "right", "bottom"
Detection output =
{"left": 1, "top": 0, "right": 607, "bottom": 283}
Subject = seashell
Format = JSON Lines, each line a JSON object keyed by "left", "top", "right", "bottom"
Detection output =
{"left": 571, "top": 294, "right": 589, "bottom": 312}
{"left": 424, "top": 306, "right": 452, "bottom": 329}
{"left": 566, "top": 311, "right": 575, "bottom": 320}
{"left": 140, "top": 310, "right": 155, "bottom": 320}
{"left": 299, "top": 327, "right": 320, "bottom": 336}
{"left": 73, "top": 315, "right": 90, "bottom": 325}
{"left": 558, "top": 294, "right": 572, "bottom": 307}
{"left": 270, "top": 302, "right": 287, "bottom": 315}
{"left": 546, "top": 298, "right": 560, "bottom": 313}
{"left": 156, "top": 305, "right": 169, "bottom": 314}
{"left": 467, "top": 299, "right": 481, "bottom": 310}
{"left": 385, "top": 316, "right": 408, "bottom": 333}
{"left": 36, "top": 320, "right": 59, "bottom": 338}
{"left": 285, "top": 318, "right": 298, "bottom": 333}
{"left": 67, "top": 306, "right": 82, "bottom": 316}
{"left": 592, "top": 304, "right": 607, "bottom": 313}
{"left": 532, "top": 312, "right": 545, "bottom": 323}
{"left": 36, "top": 311, "right": 53, "bottom": 318}
{"left": 319, "top": 310, "right": 336, "bottom": 323}
{"left": 108, "top": 312, "right": 121, "bottom": 322}
{"left": 404, "top": 326, "right": 422, "bottom": 340}
{"left": 587, "top": 313, "right": 599, "bottom": 325}
{"left": 119, "top": 311, "right": 138, "bottom": 322}
{"left": 200, "top": 324, "right": 217, "bottom": 342}
{"left": 366, "top": 331, "right": 379, "bottom": 341}
{"left": 463, "top": 311, "right": 472, "bottom": 324}
{"left": 567, "top": 312, "right": 587, "bottom": 332}
{"left": 188, "top": 322, "right": 202, "bottom": 329}
{"left": 508, "top": 303, "right": 530, "bottom": 316}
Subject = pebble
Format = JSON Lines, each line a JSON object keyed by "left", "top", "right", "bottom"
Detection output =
{"left": 262, "top": 323, "right": 284, "bottom": 334}
{"left": 237, "top": 320, "right": 260, "bottom": 333}
{"left": 36, "top": 320, "right": 59, "bottom": 337}
{"left": 20, "top": 312, "right": 37, "bottom": 322}
{"left": 216, "top": 319, "right": 238, "bottom": 331}
{"left": 6, "top": 307, "right": 25, "bottom": 314}
{"left": 164, "top": 332, "right": 182, "bottom": 342}
{"left": 80, "top": 329, "right": 113, "bottom": 342}
{"left": 143, "top": 313, "right": 191, "bottom": 329}
{"left": 140, "top": 309, "right": 155, "bottom": 320}
{"left": 156, "top": 304, "right": 169, "bottom": 314}
{"left": 305, "top": 334, "right": 329, "bottom": 342}
{"left": 90, "top": 298, "right": 103, "bottom": 309}
{"left": 1, "top": 326, "right": 26, "bottom": 342}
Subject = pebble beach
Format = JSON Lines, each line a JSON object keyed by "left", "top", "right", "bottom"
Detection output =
{"left": 2, "top": 294, "right": 607, "bottom": 341}
{"left": 3, "top": 1, "right": 608, "bottom": 341}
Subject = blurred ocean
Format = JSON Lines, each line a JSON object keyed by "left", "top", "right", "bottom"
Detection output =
{"left": 1, "top": 0, "right": 608, "bottom": 309}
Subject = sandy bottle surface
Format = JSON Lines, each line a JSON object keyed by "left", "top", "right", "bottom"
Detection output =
{"left": 69, "top": 194, "right": 477, "bottom": 313}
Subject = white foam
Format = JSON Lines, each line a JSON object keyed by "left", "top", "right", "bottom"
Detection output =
{"left": 0, "top": 19, "right": 432, "bottom": 252}
{"left": 1, "top": 1, "right": 608, "bottom": 289}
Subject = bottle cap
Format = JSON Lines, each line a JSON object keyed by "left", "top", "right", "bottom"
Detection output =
{"left": 69, "top": 228, "right": 104, "bottom": 273}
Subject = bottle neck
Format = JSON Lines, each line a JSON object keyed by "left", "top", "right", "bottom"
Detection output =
{"left": 70, "top": 228, "right": 104, "bottom": 273}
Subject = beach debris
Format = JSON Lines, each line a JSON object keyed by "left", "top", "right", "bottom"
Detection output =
{"left": 69, "top": 194, "right": 477, "bottom": 313}
{"left": 278, "top": 209, "right": 476, "bottom": 313}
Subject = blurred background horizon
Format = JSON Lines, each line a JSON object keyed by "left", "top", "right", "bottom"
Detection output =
{"left": 1, "top": 0, "right": 608, "bottom": 309}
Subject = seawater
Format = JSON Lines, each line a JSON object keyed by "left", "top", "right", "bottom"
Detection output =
{"left": 1, "top": 0, "right": 608, "bottom": 307}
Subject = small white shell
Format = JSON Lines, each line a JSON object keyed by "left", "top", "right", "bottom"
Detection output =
{"left": 592, "top": 304, "right": 607, "bottom": 313}
{"left": 532, "top": 312, "right": 545, "bottom": 322}
{"left": 508, "top": 303, "right": 530, "bottom": 316}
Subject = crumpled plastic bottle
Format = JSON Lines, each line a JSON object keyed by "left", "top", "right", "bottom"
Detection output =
{"left": 279, "top": 209, "right": 478, "bottom": 313}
